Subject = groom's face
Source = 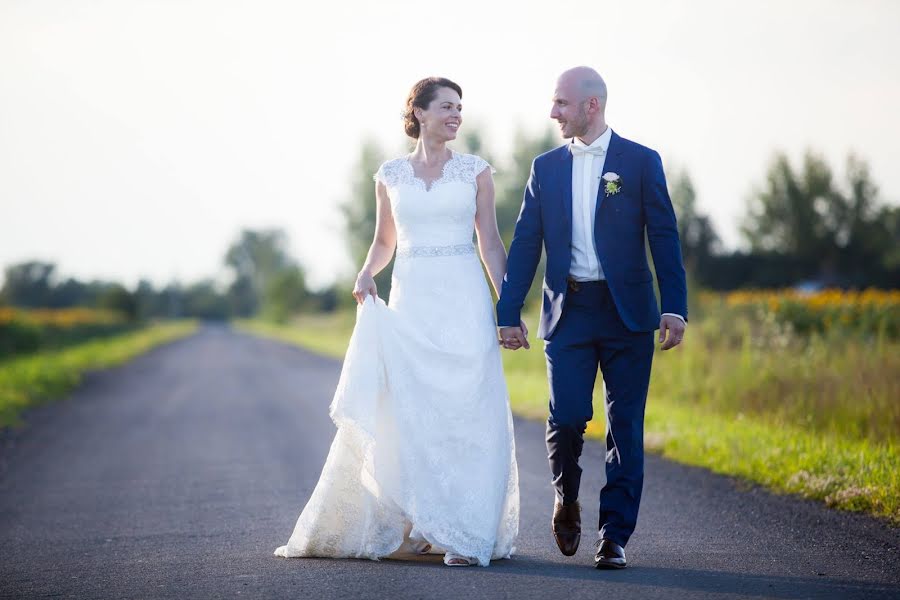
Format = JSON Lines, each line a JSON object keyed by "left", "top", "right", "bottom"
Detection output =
{"left": 551, "top": 80, "right": 589, "bottom": 139}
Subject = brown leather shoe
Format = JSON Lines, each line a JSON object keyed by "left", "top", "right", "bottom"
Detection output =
{"left": 551, "top": 499, "right": 581, "bottom": 556}
{"left": 593, "top": 539, "right": 627, "bottom": 569}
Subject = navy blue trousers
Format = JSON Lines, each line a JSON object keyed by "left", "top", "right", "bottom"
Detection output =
{"left": 544, "top": 280, "right": 654, "bottom": 548}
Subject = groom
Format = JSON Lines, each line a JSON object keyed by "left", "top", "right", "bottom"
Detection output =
{"left": 497, "top": 66, "right": 688, "bottom": 569}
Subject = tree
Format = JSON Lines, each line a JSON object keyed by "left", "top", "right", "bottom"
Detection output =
{"left": 226, "top": 275, "right": 257, "bottom": 318}
{"left": 0, "top": 261, "right": 57, "bottom": 307}
{"left": 743, "top": 151, "right": 840, "bottom": 274}
{"left": 342, "top": 140, "right": 390, "bottom": 299}
{"left": 262, "top": 265, "right": 307, "bottom": 323}
{"left": 457, "top": 127, "right": 497, "bottom": 168}
{"left": 838, "top": 157, "right": 900, "bottom": 286}
{"left": 51, "top": 277, "right": 91, "bottom": 308}
{"left": 134, "top": 279, "right": 163, "bottom": 321}
{"left": 182, "top": 280, "right": 230, "bottom": 321}
{"left": 742, "top": 150, "right": 899, "bottom": 286}
{"left": 224, "top": 228, "right": 306, "bottom": 318}
{"left": 493, "top": 127, "right": 558, "bottom": 246}
{"left": 98, "top": 284, "right": 138, "bottom": 321}
{"left": 668, "top": 167, "right": 720, "bottom": 274}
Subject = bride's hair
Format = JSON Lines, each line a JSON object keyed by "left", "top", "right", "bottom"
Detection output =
{"left": 403, "top": 77, "right": 463, "bottom": 139}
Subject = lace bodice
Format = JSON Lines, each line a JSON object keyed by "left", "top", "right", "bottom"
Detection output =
{"left": 374, "top": 152, "right": 494, "bottom": 250}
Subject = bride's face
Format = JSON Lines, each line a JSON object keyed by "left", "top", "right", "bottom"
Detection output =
{"left": 416, "top": 87, "right": 462, "bottom": 142}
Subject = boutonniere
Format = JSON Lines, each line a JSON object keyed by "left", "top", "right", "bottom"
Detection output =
{"left": 602, "top": 172, "right": 622, "bottom": 197}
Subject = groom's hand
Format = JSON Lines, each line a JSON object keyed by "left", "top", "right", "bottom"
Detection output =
{"left": 499, "top": 322, "right": 530, "bottom": 351}
{"left": 658, "top": 315, "right": 686, "bottom": 350}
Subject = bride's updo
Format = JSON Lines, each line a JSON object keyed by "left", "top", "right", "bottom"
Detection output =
{"left": 403, "top": 77, "right": 463, "bottom": 139}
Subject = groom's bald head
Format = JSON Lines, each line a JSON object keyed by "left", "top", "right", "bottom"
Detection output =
{"left": 558, "top": 66, "right": 608, "bottom": 108}
{"left": 551, "top": 66, "right": 608, "bottom": 141}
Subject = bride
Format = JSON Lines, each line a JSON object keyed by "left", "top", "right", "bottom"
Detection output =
{"left": 273, "top": 77, "right": 521, "bottom": 567}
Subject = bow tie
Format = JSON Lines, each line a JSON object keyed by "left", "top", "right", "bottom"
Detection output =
{"left": 569, "top": 143, "right": 606, "bottom": 157}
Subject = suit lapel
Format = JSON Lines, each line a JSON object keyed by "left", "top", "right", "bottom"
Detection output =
{"left": 557, "top": 146, "right": 573, "bottom": 243}
{"left": 595, "top": 130, "right": 625, "bottom": 219}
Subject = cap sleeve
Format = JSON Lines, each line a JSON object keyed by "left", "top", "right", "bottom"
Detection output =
{"left": 372, "top": 159, "right": 402, "bottom": 188}
{"left": 372, "top": 162, "right": 386, "bottom": 185}
{"left": 473, "top": 155, "right": 496, "bottom": 177}
{"left": 470, "top": 155, "right": 496, "bottom": 194}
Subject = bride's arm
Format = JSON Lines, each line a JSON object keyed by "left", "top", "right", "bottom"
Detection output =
{"left": 473, "top": 168, "right": 507, "bottom": 298}
{"left": 352, "top": 181, "right": 396, "bottom": 303}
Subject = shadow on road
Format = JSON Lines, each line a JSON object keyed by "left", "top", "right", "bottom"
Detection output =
{"left": 483, "top": 559, "right": 899, "bottom": 599}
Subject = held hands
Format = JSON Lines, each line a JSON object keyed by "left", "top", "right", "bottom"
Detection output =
{"left": 352, "top": 270, "right": 377, "bottom": 305}
{"left": 499, "top": 320, "right": 530, "bottom": 351}
{"left": 658, "top": 315, "right": 686, "bottom": 350}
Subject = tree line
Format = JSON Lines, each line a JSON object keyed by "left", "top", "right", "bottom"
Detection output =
{"left": 0, "top": 230, "right": 323, "bottom": 322}
{"left": 2, "top": 131, "right": 897, "bottom": 322}
{"left": 673, "top": 152, "right": 899, "bottom": 290}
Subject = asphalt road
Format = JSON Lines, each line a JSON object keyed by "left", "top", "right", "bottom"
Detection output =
{"left": 1, "top": 324, "right": 898, "bottom": 599}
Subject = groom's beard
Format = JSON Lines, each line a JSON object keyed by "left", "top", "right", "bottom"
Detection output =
{"left": 564, "top": 108, "right": 590, "bottom": 139}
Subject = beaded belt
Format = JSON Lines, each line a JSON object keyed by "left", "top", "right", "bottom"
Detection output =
{"left": 395, "top": 244, "right": 476, "bottom": 259}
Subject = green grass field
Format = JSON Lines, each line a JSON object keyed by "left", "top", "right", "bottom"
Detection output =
{"left": 0, "top": 320, "right": 198, "bottom": 427}
{"left": 234, "top": 299, "right": 899, "bottom": 525}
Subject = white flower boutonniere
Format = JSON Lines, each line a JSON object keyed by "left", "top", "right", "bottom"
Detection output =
{"left": 602, "top": 172, "right": 622, "bottom": 197}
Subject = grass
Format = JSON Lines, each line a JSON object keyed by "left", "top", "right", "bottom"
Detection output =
{"left": 478, "top": 310, "right": 900, "bottom": 524}
{"left": 233, "top": 312, "right": 356, "bottom": 359}
{"left": 234, "top": 303, "right": 900, "bottom": 526}
{"left": 0, "top": 306, "right": 137, "bottom": 359}
{"left": 0, "top": 320, "right": 198, "bottom": 427}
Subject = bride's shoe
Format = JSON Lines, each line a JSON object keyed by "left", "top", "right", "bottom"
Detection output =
{"left": 443, "top": 552, "right": 477, "bottom": 567}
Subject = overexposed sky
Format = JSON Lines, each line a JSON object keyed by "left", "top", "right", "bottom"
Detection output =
{"left": 2, "top": 0, "right": 899, "bottom": 289}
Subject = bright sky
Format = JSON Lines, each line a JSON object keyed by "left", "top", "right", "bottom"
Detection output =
{"left": 2, "top": 0, "right": 899, "bottom": 290}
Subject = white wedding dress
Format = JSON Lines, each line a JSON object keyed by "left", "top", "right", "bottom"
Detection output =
{"left": 274, "top": 151, "right": 519, "bottom": 567}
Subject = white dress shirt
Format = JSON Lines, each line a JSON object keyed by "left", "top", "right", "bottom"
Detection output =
{"left": 569, "top": 127, "right": 612, "bottom": 282}
{"left": 569, "top": 127, "right": 685, "bottom": 325}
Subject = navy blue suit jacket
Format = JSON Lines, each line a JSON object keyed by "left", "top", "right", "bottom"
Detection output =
{"left": 496, "top": 131, "right": 688, "bottom": 339}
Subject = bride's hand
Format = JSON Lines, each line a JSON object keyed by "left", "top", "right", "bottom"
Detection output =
{"left": 352, "top": 270, "right": 378, "bottom": 305}
{"left": 499, "top": 324, "right": 530, "bottom": 350}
